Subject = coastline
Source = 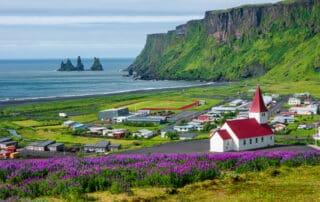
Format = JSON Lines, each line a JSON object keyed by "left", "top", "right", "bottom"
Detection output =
{"left": 0, "top": 82, "right": 232, "bottom": 107}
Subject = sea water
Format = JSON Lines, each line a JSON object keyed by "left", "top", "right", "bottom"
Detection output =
{"left": 0, "top": 58, "right": 203, "bottom": 101}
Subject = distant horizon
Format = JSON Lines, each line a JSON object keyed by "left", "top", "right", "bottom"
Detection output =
{"left": 0, "top": 0, "right": 279, "bottom": 59}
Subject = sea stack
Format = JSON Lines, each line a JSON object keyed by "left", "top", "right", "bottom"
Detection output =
{"left": 76, "top": 56, "right": 84, "bottom": 71}
{"left": 90, "top": 57, "right": 103, "bottom": 71}
{"left": 58, "top": 59, "right": 75, "bottom": 71}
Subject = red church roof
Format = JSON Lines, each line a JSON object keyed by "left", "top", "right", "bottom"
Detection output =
{"left": 216, "top": 129, "right": 232, "bottom": 140}
{"left": 249, "top": 86, "right": 268, "bottom": 113}
{"left": 226, "top": 118, "right": 273, "bottom": 139}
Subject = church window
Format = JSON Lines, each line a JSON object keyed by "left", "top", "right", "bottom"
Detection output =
{"left": 243, "top": 140, "right": 246, "bottom": 145}
{"left": 249, "top": 139, "right": 252, "bottom": 144}
{"left": 255, "top": 138, "right": 258, "bottom": 143}
{"left": 261, "top": 137, "right": 264, "bottom": 142}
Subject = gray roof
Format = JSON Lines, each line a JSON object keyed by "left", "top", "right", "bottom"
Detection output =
{"left": 84, "top": 141, "right": 110, "bottom": 148}
{"left": 180, "top": 133, "right": 197, "bottom": 138}
{"left": 0, "top": 137, "right": 13, "bottom": 143}
{"left": 0, "top": 141, "right": 17, "bottom": 145}
{"left": 109, "top": 144, "right": 121, "bottom": 147}
{"left": 28, "top": 140, "right": 56, "bottom": 147}
{"left": 48, "top": 143, "right": 65, "bottom": 147}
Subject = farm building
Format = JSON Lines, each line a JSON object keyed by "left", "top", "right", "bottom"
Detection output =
{"left": 63, "top": 120, "right": 75, "bottom": 127}
{"left": 126, "top": 115, "right": 166, "bottom": 124}
{"left": 108, "top": 144, "right": 121, "bottom": 151}
{"left": 48, "top": 143, "right": 65, "bottom": 152}
{"left": 88, "top": 127, "right": 106, "bottom": 135}
{"left": 0, "top": 141, "right": 17, "bottom": 149}
{"left": 102, "top": 129, "right": 127, "bottom": 138}
{"left": 98, "top": 108, "right": 129, "bottom": 121}
{"left": 210, "top": 87, "right": 274, "bottom": 152}
{"left": 174, "top": 125, "right": 194, "bottom": 132}
{"left": 84, "top": 141, "right": 110, "bottom": 153}
{"left": 59, "top": 113, "right": 68, "bottom": 118}
{"left": 288, "top": 98, "right": 301, "bottom": 106}
{"left": 71, "top": 123, "right": 87, "bottom": 131}
{"left": 290, "top": 104, "right": 318, "bottom": 115}
{"left": 179, "top": 133, "right": 197, "bottom": 140}
{"left": 133, "top": 129, "right": 154, "bottom": 138}
{"left": 271, "top": 115, "right": 295, "bottom": 124}
{"left": 25, "top": 140, "right": 56, "bottom": 151}
{"left": 0, "top": 137, "right": 13, "bottom": 143}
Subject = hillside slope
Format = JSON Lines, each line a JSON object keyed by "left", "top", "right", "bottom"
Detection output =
{"left": 128, "top": 0, "right": 320, "bottom": 81}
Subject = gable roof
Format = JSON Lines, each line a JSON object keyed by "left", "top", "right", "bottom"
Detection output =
{"left": 226, "top": 118, "right": 273, "bottom": 139}
{"left": 216, "top": 129, "right": 232, "bottom": 140}
{"left": 249, "top": 87, "right": 268, "bottom": 113}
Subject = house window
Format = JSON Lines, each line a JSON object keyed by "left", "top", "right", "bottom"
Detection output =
{"left": 261, "top": 137, "right": 264, "bottom": 142}
{"left": 255, "top": 138, "right": 258, "bottom": 143}
{"left": 243, "top": 140, "right": 246, "bottom": 145}
{"left": 270, "top": 136, "right": 273, "bottom": 140}
{"left": 249, "top": 139, "right": 252, "bottom": 144}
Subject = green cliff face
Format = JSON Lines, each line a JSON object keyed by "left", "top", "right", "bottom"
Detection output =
{"left": 128, "top": 0, "right": 320, "bottom": 81}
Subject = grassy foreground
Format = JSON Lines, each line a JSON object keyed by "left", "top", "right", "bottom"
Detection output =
{"left": 35, "top": 165, "right": 320, "bottom": 202}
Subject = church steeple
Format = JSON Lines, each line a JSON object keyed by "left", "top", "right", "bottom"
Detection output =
{"left": 249, "top": 86, "right": 268, "bottom": 124}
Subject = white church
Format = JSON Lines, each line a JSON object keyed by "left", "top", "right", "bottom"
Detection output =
{"left": 210, "top": 87, "right": 274, "bottom": 152}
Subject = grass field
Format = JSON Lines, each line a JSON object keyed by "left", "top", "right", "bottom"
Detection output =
{"left": 34, "top": 165, "right": 320, "bottom": 202}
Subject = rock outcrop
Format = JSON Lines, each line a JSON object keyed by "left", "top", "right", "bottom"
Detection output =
{"left": 90, "top": 57, "right": 104, "bottom": 71}
{"left": 58, "top": 57, "right": 104, "bottom": 71}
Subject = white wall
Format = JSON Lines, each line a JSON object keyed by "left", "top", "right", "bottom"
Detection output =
{"left": 249, "top": 112, "right": 268, "bottom": 124}
{"left": 237, "top": 135, "right": 274, "bottom": 151}
{"left": 210, "top": 134, "right": 224, "bottom": 152}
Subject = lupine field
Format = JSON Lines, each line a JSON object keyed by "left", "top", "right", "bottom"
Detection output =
{"left": 1, "top": 151, "right": 320, "bottom": 200}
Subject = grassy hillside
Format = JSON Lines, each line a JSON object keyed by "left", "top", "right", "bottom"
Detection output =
{"left": 129, "top": 0, "right": 320, "bottom": 81}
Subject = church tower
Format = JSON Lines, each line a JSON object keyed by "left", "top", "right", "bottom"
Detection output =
{"left": 249, "top": 86, "right": 269, "bottom": 124}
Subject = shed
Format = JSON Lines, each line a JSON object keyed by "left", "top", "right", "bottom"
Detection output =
{"left": 0, "top": 141, "right": 17, "bottom": 149}
{"left": 0, "top": 137, "right": 13, "bottom": 143}
{"left": 108, "top": 144, "right": 121, "bottom": 151}
{"left": 48, "top": 143, "right": 65, "bottom": 152}
{"left": 25, "top": 140, "right": 56, "bottom": 151}
{"left": 133, "top": 129, "right": 154, "bottom": 138}
{"left": 84, "top": 141, "right": 110, "bottom": 153}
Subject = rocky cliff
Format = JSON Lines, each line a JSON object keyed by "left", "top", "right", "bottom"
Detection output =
{"left": 90, "top": 57, "right": 104, "bottom": 71}
{"left": 128, "top": 0, "right": 320, "bottom": 81}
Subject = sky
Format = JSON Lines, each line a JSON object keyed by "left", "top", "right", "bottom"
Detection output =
{"left": 0, "top": 0, "right": 279, "bottom": 59}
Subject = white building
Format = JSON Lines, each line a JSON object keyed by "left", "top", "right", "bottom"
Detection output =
{"left": 133, "top": 129, "right": 154, "bottom": 139}
{"left": 288, "top": 97, "right": 301, "bottom": 106}
{"left": 210, "top": 87, "right": 274, "bottom": 152}
{"left": 59, "top": 113, "right": 68, "bottom": 118}
{"left": 174, "top": 125, "right": 195, "bottom": 132}
{"left": 290, "top": 104, "right": 318, "bottom": 115}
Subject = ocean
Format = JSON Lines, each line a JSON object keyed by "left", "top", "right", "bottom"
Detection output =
{"left": 0, "top": 58, "right": 203, "bottom": 101}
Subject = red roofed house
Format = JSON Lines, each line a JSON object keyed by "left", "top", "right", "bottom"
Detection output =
{"left": 210, "top": 87, "right": 274, "bottom": 152}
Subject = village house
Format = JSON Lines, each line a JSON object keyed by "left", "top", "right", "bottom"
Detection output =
{"left": 88, "top": 127, "right": 106, "bottom": 135}
{"left": 133, "top": 129, "right": 154, "bottom": 139}
{"left": 59, "top": 112, "right": 68, "bottom": 118}
{"left": 271, "top": 115, "right": 295, "bottom": 124}
{"left": 108, "top": 144, "right": 121, "bottom": 151}
{"left": 25, "top": 140, "right": 56, "bottom": 151}
{"left": 84, "top": 141, "right": 110, "bottom": 153}
{"left": 48, "top": 143, "right": 65, "bottom": 152}
{"left": 102, "top": 129, "right": 127, "bottom": 138}
{"left": 160, "top": 128, "right": 176, "bottom": 138}
{"left": 98, "top": 107, "right": 129, "bottom": 121}
{"left": 290, "top": 104, "right": 318, "bottom": 115}
{"left": 63, "top": 120, "right": 75, "bottom": 127}
{"left": 210, "top": 87, "right": 274, "bottom": 152}
{"left": 174, "top": 125, "right": 195, "bottom": 132}
{"left": 288, "top": 97, "right": 301, "bottom": 106}
{"left": 0, "top": 140, "right": 17, "bottom": 149}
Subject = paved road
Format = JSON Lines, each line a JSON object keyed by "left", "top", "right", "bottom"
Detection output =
{"left": 119, "top": 139, "right": 316, "bottom": 154}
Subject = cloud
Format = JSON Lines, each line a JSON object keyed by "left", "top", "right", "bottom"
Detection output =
{"left": 0, "top": 15, "right": 203, "bottom": 25}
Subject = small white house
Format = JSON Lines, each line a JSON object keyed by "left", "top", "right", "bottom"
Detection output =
{"left": 179, "top": 133, "right": 197, "bottom": 140}
{"left": 88, "top": 127, "right": 106, "bottom": 134}
{"left": 59, "top": 113, "right": 68, "bottom": 118}
{"left": 174, "top": 125, "right": 195, "bottom": 132}
{"left": 63, "top": 120, "right": 75, "bottom": 127}
{"left": 133, "top": 129, "right": 154, "bottom": 139}
{"left": 288, "top": 98, "right": 301, "bottom": 106}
